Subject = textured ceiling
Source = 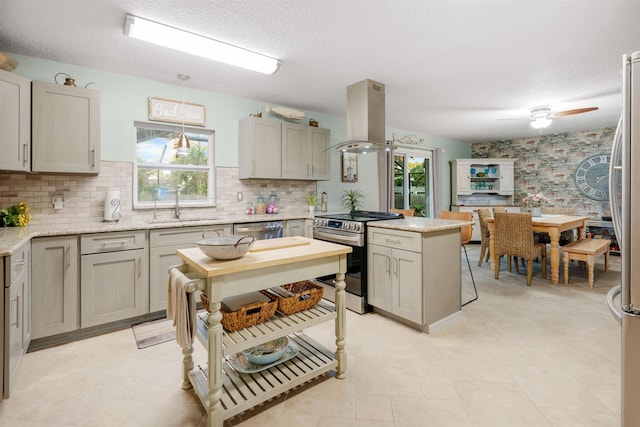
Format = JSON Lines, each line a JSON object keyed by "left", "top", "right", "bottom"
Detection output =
{"left": 1, "top": 0, "right": 638, "bottom": 143}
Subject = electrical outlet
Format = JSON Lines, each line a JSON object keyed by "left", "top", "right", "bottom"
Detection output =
{"left": 237, "top": 192, "right": 243, "bottom": 201}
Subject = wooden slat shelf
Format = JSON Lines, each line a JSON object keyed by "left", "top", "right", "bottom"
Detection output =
{"left": 195, "top": 301, "right": 337, "bottom": 356}
{"left": 189, "top": 333, "right": 337, "bottom": 420}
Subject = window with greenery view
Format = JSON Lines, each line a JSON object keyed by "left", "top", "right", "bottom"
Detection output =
{"left": 134, "top": 121, "right": 215, "bottom": 209}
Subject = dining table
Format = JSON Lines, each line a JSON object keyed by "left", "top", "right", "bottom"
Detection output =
{"left": 486, "top": 214, "right": 591, "bottom": 285}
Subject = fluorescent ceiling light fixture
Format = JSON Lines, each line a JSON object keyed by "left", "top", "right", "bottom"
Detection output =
{"left": 123, "top": 14, "right": 281, "bottom": 75}
{"left": 530, "top": 118, "right": 552, "bottom": 129}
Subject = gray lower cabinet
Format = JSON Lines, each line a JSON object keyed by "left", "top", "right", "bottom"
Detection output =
{"left": 5, "top": 240, "right": 31, "bottom": 398}
{"left": 368, "top": 226, "right": 462, "bottom": 331}
{"left": 367, "top": 228, "right": 423, "bottom": 324}
{"left": 283, "top": 219, "right": 306, "bottom": 237}
{"left": 31, "top": 236, "right": 79, "bottom": 339}
{"left": 149, "top": 224, "right": 231, "bottom": 312}
{"left": 80, "top": 231, "right": 147, "bottom": 328}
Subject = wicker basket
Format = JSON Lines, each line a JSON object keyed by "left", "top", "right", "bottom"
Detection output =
{"left": 200, "top": 293, "right": 277, "bottom": 332}
{"left": 261, "top": 281, "right": 324, "bottom": 315}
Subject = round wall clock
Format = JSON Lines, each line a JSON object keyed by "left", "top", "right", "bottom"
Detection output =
{"left": 574, "top": 154, "right": 611, "bottom": 201}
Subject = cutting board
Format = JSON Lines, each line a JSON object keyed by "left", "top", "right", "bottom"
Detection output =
{"left": 250, "top": 236, "right": 311, "bottom": 252}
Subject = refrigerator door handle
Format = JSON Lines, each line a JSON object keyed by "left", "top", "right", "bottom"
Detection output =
{"left": 610, "top": 116, "right": 623, "bottom": 240}
{"left": 607, "top": 285, "right": 622, "bottom": 324}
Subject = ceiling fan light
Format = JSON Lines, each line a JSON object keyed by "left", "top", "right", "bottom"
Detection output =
{"left": 531, "top": 118, "right": 552, "bottom": 129}
{"left": 123, "top": 15, "right": 281, "bottom": 75}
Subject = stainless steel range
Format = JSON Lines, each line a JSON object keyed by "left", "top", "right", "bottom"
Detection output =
{"left": 312, "top": 210, "right": 403, "bottom": 314}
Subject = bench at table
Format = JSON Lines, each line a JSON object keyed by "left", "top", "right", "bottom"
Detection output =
{"left": 562, "top": 238, "right": 611, "bottom": 288}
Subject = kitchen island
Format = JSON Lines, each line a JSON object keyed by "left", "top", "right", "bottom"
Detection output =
{"left": 175, "top": 237, "right": 351, "bottom": 427}
{"left": 366, "top": 217, "right": 472, "bottom": 333}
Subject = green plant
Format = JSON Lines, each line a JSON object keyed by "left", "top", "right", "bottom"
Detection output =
{"left": 0, "top": 201, "right": 31, "bottom": 227}
{"left": 305, "top": 192, "right": 318, "bottom": 206}
{"left": 341, "top": 189, "right": 364, "bottom": 212}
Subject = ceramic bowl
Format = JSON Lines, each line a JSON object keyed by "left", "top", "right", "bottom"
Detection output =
{"left": 242, "top": 336, "right": 289, "bottom": 365}
{"left": 195, "top": 234, "right": 255, "bottom": 260}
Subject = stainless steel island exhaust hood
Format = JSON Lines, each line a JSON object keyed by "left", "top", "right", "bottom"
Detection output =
{"left": 331, "top": 79, "right": 395, "bottom": 154}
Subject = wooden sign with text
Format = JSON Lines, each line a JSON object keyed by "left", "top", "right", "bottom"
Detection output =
{"left": 148, "top": 97, "right": 206, "bottom": 126}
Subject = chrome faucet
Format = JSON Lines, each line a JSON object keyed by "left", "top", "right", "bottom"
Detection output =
{"left": 175, "top": 185, "right": 182, "bottom": 219}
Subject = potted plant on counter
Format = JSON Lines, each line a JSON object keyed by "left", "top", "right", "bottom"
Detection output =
{"left": 305, "top": 192, "right": 318, "bottom": 214}
{"left": 341, "top": 189, "right": 364, "bottom": 214}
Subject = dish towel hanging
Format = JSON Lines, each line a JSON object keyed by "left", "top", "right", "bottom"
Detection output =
{"left": 167, "top": 268, "right": 197, "bottom": 348}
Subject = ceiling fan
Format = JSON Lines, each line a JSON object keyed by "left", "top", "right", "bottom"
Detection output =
{"left": 499, "top": 105, "right": 599, "bottom": 129}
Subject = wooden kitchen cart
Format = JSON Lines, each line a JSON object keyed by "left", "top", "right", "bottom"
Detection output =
{"left": 175, "top": 237, "right": 351, "bottom": 427}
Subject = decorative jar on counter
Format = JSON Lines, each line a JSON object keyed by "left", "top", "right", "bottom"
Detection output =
{"left": 255, "top": 195, "right": 267, "bottom": 215}
{"left": 267, "top": 191, "right": 279, "bottom": 214}
{"left": 246, "top": 201, "right": 254, "bottom": 215}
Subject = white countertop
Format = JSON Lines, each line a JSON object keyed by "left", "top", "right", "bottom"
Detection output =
{"left": 367, "top": 217, "right": 473, "bottom": 233}
{"left": 0, "top": 212, "right": 313, "bottom": 256}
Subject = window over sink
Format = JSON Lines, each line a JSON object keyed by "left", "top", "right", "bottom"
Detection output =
{"left": 133, "top": 121, "right": 215, "bottom": 209}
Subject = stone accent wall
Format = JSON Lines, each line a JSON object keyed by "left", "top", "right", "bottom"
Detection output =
{"left": 0, "top": 162, "right": 316, "bottom": 225}
{"left": 471, "top": 127, "right": 616, "bottom": 219}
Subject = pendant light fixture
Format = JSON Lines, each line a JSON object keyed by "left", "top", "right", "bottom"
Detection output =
{"left": 173, "top": 74, "right": 191, "bottom": 157}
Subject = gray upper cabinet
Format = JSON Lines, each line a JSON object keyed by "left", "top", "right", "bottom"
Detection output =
{"left": 239, "top": 116, "right": 330, "bottom": 180}
{"left": 282, "top": 123, "right": 330, "bottom": 180}
{"left": 0, "top": 70, "right": 30, "bottom": 172}
{"left": 238, "top": 116, "right": 282, "bottom": 179}
{"left": 31, "top": 81, "right": 100, "bottom": 174}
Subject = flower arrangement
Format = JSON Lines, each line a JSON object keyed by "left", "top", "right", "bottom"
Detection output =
{"left": 0, "top": 201, "right": 32, "bottom": 227}
{"left": 523, "top": 193, "right": 549, "bottom": 208}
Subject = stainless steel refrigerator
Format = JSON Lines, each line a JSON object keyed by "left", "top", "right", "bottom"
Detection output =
{"left": 608, "top": 51, "right": 640, "bottom": 427}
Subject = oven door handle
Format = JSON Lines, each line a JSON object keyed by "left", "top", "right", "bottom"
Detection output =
{"left": 313, "top": 229, "right": 363, "bottom": 247}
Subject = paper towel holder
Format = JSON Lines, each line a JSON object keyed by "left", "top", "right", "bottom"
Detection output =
{"left": 104, "top": 190, "right": 121, "bottom": 222}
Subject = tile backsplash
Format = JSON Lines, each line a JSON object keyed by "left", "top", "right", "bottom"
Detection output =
{"left": 0, "top": 162, "right": 317, "bottom": 225}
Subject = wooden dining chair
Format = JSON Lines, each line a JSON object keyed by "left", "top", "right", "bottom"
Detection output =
{"left": 439, "top": 210, "right": 477, "bottom": 306}
{"left": 389, "top": 208, "right": 415, "bottom": 217}
{"left": 493, "top": 212, "right": 547, "bottom": 286}
{"left": 476, "top": 208, "right": 492, "bottom": 266}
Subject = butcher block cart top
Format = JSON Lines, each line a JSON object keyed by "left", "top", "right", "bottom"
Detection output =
{"left": 175, "top": 237, "right": 351, "bottom": 427}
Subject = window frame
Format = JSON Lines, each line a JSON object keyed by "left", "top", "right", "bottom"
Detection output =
{"left": 133, "top": 120, "right": 216, "bottom": 209}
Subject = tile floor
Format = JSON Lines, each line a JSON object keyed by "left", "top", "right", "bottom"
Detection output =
{"left": 0, "top": 244, "right": 622, "bottom": 426}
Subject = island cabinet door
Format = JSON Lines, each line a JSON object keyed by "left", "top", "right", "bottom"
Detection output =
{"left": 367, "top": 244, "right": 392, "bottom": 311}
{"left": 391, "top": 249, "right": 423, "bottom": 324}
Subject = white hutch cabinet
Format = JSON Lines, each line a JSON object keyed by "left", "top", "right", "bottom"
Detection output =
{"left": 451, "top": 158, "right": 518, "bottom": 242}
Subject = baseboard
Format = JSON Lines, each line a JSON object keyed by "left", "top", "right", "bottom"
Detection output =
{"left": 426, "top": 310, "right": 463, "bottom": 334}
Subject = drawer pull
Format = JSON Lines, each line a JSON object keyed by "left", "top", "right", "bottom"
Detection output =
{"left": 384, "top": 238, "right": 402, "bottom": 245}
{"left": 101, "top": 240, "right": 128, "bottom": 246}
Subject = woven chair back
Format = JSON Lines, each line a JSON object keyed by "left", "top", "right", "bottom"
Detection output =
{"left": 439, "top": 211, "right": 473, "bottom": 245}
{"left": 493, "top": 212, "right": 539, "bottom": 259}
{"left": 492, "top": 206, "right": 507, "bottom": 215}
{"left": 477, "top": 208, "right": 492, "bottom": 239}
